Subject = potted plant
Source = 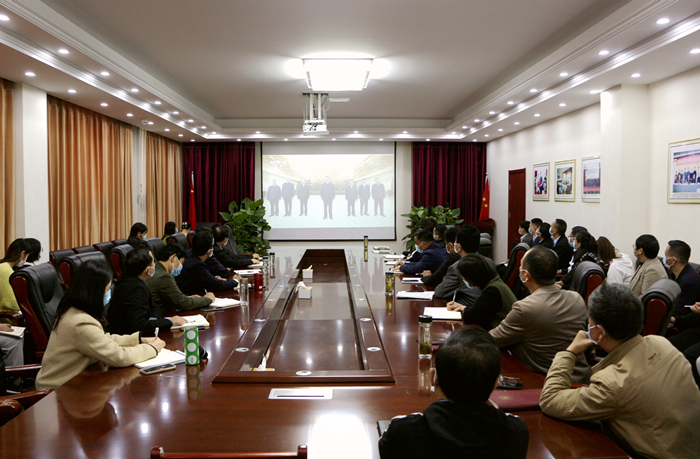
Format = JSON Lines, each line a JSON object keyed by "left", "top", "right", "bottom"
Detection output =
{"left": 219, "top": 198, "right": 272, "bottom": 255}
{"left": 400, "top": 205, "right": 463, "bottom": 250}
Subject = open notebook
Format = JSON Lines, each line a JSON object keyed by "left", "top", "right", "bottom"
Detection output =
{"left": 135, "top": 349, "right": 185, "bottom": 369}
{"left": 0, "top": 325, "right": 25, "bottom": 338}
{"left": 169, "top": 314, "right": 210, "bottom": 330}
{"left": 209, "top": 298, "right": 241, "bottom": 309}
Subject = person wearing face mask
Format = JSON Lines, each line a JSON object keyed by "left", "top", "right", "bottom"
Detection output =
{"left": 127, "top": 222, "right": 148, "bottom": 249}
{"left": 446, "top": 254, "right": 516, "bottom": 330}
{"left": 490, "top": 247, "right": 590, "bottom": 383}
{"left": 540, "top": 282, "right": 700, "bottom": 459}
{"left": 518, "top": 220, "right": 532, "bottom": 246}
{"left": 629, "top": 234, "right": 667, "bottom": 297}
{"left": 107, "top": 248, "right": 187, "bottom": 336}
{"left": 0, "top": 238, "right": 30, "bottom": 314}
{"left": 36, "top": 260, "right": 165, "bottom": 390}
{"left": 528, "top": 218, "right": 542, "bottom": 247}
{"left": 535, "top": 222, "right": 554, "bottom": 249}
{"left": 432, "top": 224, "right": 447, "bottom": 249}
{"left": 421, "top": 227, "right": 459, "bottom": 287}
{"left": 394, "top": 229, "right": 447, "bottom": 276}
{"left": 176, "top": 231, "right": 239, "bottom": 295}
{"left": 556, "top": 230, "right": 604, "bottom": 290}
{"left": 21, "top": 238, "right": 42, "bottom": 267}
{"left": 146, "top": 244, "right": 215, "bottom": 317}
{"left": 663, "top": 240, "right": 700, "bottom": 318}
{"left": 551, "top": 219, "right": 573, "bottom": 274}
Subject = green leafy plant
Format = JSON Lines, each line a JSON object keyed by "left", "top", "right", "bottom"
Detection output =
{"left": 400, "top": 205, "right": 464, "bottom": 250}
{"left": 219, "top": 198, "right": 272, "bottom": 255}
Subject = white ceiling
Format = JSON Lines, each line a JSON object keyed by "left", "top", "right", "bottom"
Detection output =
{"left": 1, "top": 0, "right": 700, "bottom": 143}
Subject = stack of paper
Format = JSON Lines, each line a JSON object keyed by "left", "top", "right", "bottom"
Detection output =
{"left": 373, "top": 249, "right": 391, "bottom": 254}
{"left": 423, "top": 307, "right": 462, "bottom": 320}
{"left": 383, "top": 255, "right": 403, "bottom": 260}
{"left": 0, "top": 325, "right": 25, "bottom": 338}
{"left": 402, "top": 277, "right": 423, "bottom": 284}
{"left": 169, "top": 314, "right": 210, "bottom": 330}
{"left": 234, "top": 269, "right": 261, "bottom": 275}
{"left": 135, "top": 349, "right": 186, "bottom": 369}
{"left": 210, "top": 298, "right": 241, "bottom": 309}
{"left": 396, "top": 291, "right": 434, "bottom": 300}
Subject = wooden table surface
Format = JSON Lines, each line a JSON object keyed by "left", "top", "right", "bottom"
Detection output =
{"left": 0, "top": 248, "right": 626, "bottom": 459}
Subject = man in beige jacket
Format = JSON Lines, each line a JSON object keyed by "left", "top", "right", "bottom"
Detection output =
{"left": 629, "top": 234, "right": 668, "bottom": 296}
{"left": 490, "top": 246, "right": 591, "bottom": 383}
{"left": 540, "top": 282, "right": 700, "bottom": 459}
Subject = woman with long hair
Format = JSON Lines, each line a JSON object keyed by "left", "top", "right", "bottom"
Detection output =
{"left": 557, "top": 230, "right": 603, "bottom": 289}
{"left": 0, "top": 238, "right": 30, "bottom": 313}
{"left": 598, "top": 236, "right": 635, "bottom": 287}
{"left": 162, "top": 221, "right": 178, "bottom": 243}
{"left": 36, "top": 260, "right": 165, "bottom": 390}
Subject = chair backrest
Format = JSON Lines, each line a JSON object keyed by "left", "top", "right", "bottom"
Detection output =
{"left": 167, "top": 233, "right": 190, "bottom": 250}
{"left": 9, "top": 264, "right": 64, "bottom": 360}
{"left": 570, "top": 261, "right": 605, "bottom": 307}
{"left": 109, "top": 245, "right": 133, "bottom": 280}
{"left": 150, "top": 445, "right": 308, "bottom": 459}
{"left": 49, "top": 249, "right": 75, "bottom": 269}
{"left": 641, "top": 279, "right": 680, "bottom": 336}
{"left": 93, "top": 242, "right": 117, "bottom": 264}
{"left": 187, "top": 231, "right": 196, "bottom": 248}
{"left": 478, "top": 237, "right": 493, "bottom": 258}
{"left": 72, "top": 245, "right": 97, "bottom": 254}
{"left": 502, "top": 243, "right": 529, "bottom": 289}
{"left": 58, "top": 252, "right": 110, "bottom": 289}
{"left": 138, "top": 238, "right": 165, "bottom": 259}
{"left": 689, "top": 261, "right": 700, "bottom": 275}
{"left": 480, "top": 233, "right": 491, "bottom": 240}
{"left": 111, "top": 238, "right": 128, "bottom": 247}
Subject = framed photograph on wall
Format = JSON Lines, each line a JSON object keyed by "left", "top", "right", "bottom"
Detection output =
{"left": 668, "top": 138, "right": 700, "bottom": 204}
{"left": 533, "top": 162, "right": 549, "bottom": 201}
{"left": 581, "top": 156, "right": 601, "bottom": 202}
{"left": 554, "top": 159, "right": 576, "bottom": 202}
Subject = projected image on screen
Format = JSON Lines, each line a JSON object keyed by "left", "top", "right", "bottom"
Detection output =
{"left": 262, "top": 142, "right": 395, "bottom": 240}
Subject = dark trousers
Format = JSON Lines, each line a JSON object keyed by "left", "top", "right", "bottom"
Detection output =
{"left": 323, "top": 199, "right": 333, "bottom": 219}
{"left": 283, "top": 198, "right": 292, "bottom": 216}
{"left": 299, "top": 199, "right": 308, "bottom": 216}
{"left": 669, "top": 327, "right": 700, "bottom": 388}
{"left": 360, "top": 199, "right": 369, "bottom": 215}
{"left": 373, "top": 198, "right": 384, "bottom": 216}
{"left": 269, "top": 200, "right": 279, "bottom": 216}
{"left": 347, "top": 201, "right": 356, "bottom": 216}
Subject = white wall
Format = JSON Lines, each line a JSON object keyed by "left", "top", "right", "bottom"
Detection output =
{"left": 487, "top": 104, "right": 602, "bottom": 261}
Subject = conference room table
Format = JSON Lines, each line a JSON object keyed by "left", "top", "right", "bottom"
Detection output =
{"left": 0, "top": 247, "right": 626, "bottom": 459}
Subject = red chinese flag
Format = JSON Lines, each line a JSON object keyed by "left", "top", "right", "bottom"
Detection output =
{"left": 478, "top": 176, "right": 490, "bottom": 221}
{"left": 189, "top": 172, "right": 197, "bottom": 230}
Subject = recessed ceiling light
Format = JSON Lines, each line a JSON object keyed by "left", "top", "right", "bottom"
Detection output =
{"left": 131, "top": 88, "right": 139, "bottom": 93}
{"left": 101, "top": 103, "right": 108, "bottom": 107}
{"left": 498, "top": 128, "right": 503, "bottom": 132}
{"left": 332, "top": 138, "right": 336, "bottom": 141}
{"left": 590, "top": 90, "right": 601, "bottom": 94}
{"left": 451, "top": 132, "right": 457, "bottom": 135}
{"left": 534, "top": 113, "right": 541, "bottom": 117}
{"left": 514, "top": 122, "right": 520, "bottom": 125}
{"left": 530, "top": 89, "right": 537, "bottom": 93}
{"left": 178, "top": 134, "right": 183, "bottom": 137}
{"left": 0, "top": 14, "right": 9, "bottom": 21}
{"left": 631, "top": 73, "right": 641, "bottom": 78}
{"left": 354, "top": 130, "right": 359, "bottom": 134}
{"left": 126, "top": 113, "right": 133, "bottom": 117}
{"left": 58, "top": 49, "right": 69, "bottom": 54}
{"left": 484, "top": 134, "right": 489, "bottom": 137}
{"left": 201, "top": 126, "right": 206, "bottom": 129}
{"left": 165, "top": 128, "right": 170, "bottom": 132}
{"left": 154, "top": 101, "right": 161, "bottom": 105}
{"left": 148, "top": 121, "right": 154, "bottom": 125}
{"left": 173, "top": 111, "right": 179, "bottom": 114}
{"left": 474, "top": 119, "right": 480, "bottom": 122}
{"left": 211, "top": 132, "right": 216, "bottom": 134}
{"left": 691, "top": 49, "right": 700, "bottom": 54}
{"left": 656, "top": 18, "right": 670, "bottom": 24}
{"left": 25, "top": 71, "right": 35, "bottom": 77}
{"left": 559, "top": 103, "right": 566, "bottom": 107}
{"left": 426, "top": 139, "right": 431, "bottom": 141}
{"left": 559, "top": 72, "right": 568, "bottom": 77}
{"left": 461, "top": 126, "right": 467, "bottom": 129}
{"left": 403, "top": 131, "right": 408, "bottom": 134}
{"left": 100, "top": 71, "right": 110, "bottom": 76}
{"left": 188, "top": 119, "right": 194, "bottom": 123}
{"left": 489, "top": 111, "right": 496, "bottom": 115}
{"left": 284, "top": 138, "right": 288, "bottom": 141}
{"left": 68, "top": 89, "right": 76, "bottom": 94}
{"left": 472, "top": 139, "right": 477, "bottom": 142}
{"left": 191, "top": 139, "right": 194, "bottom": 142}
{"left": 379, "top": 138, "right": 384, "bottom": 141}
{"left": 237, "top": 139, "right": 241, "bottom": 141}
{"left": 507, "top": 101, "right": 515, "bottom": 105}
{"left": 256, "top": 131, "right": 261, "bottom": 134}
{"left": 598, "top": 50, "right": 609, "bottom": 55}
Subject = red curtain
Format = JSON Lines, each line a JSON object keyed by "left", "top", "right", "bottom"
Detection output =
{"left": 182, "top": 143, "right": 255, "bottom": 223}
{"left": 412, "top": 142, "right": 487, "bottom": 222}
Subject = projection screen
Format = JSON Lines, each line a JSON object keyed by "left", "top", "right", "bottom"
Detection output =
{"left": 262, "top": 142, "right": 396, "bottom": 240}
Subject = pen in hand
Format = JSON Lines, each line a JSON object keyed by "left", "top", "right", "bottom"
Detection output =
{"left": 154, "top": 327, "right": 159, "bottom": 340}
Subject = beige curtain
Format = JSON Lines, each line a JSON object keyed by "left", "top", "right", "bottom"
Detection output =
{"left": 47, "top": 96, "right": 133, "bottom": 250}
{"left": 0, "top": 80, "right": 14, "bottom": 255}
{"left": 145, "top": 130, "right": 182, "bottom": 238}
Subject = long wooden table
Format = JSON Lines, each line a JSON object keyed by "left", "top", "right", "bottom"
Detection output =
{"left": 0, "top": 248, "right": 626, "bottom": 459}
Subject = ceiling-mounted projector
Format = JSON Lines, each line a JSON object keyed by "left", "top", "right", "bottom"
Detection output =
{"left": 303, "top": 119, "right": 329, "bottom": 135}
{"left": 302, "top": 92, "right": 329, "bottom": 136}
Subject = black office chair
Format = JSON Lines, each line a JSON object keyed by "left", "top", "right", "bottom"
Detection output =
{"left": 166, "top": 233, "right": 190, "bottom": 250}
{"left": 72, "top": 245, "right": 97, "bottom": 254}
{"left": 49, "top": 249, "right": 75, "bottom": 269}
{"left": 9, "top": 264, "right": 64, "bottom": 362}
{"left": 570, "top": 261, "right": 605, "bottom": 307}
{"left": 478, "top": 237, "right": 493, "bottom": 258}
{"left": 501, "top": 242, "right": 529, "bottom": 299}
{"left": 138, "top": 238, "right": 165, "bottom": 259}
{"left": 641, "top": 279, "right": 680, "bottom": 336}
{"left": 59, "top": 252, "right": 111, "bottom": 289}
{"left": 109, "top": 245, "right": 133, "bottom": 280}
{"left": 111, "top": 238, "right": 128, "bottom": 247}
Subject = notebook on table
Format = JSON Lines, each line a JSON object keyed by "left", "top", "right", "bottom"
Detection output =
{"left": 169, "top": 314, "right": 210, "bottom": 330}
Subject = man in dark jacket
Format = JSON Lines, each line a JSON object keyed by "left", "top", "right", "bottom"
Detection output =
{"left": 282, "top": 180, "right": 295, "bottom": 217}
{"left": 358, "top": 179, "right": 370, "bottom": 216}
{"left": 421, "top": 227, "right": 459, "bottom": 287}
{"left": 321, "top": 176, "right": 335, "bottom": 220}
{"left": 177, "top": 231, "right": 239, "bottom": 295}
{"left": 298, "top": 180, "right": 310, "bottom": 216}
{"left": 108, "top": 248, "right": 186, "bottom": 335}
{"left": 395, "top": 230, "right": 448, "bottom": 276}
{"left": 345, "top": 180, "right": 358, "bottom": 217}
{"left": 378, "top": 326, "right": 528, "bottom": 459}
{"left": 551, "top": 219, "right": 573, "bottom": 273}
{"left": 267, "top": 180, "right": 281, "bottom": 216}
{"left": 372, "top": 177, "right": 386, "bottom": 217}
{"left": 212, "top": 225, "right": 254, "bottom": 269}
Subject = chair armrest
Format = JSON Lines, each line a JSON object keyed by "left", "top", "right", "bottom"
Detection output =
{"left": 6, "top": 364, "right": 42, "bottom": 379}
{"left": 0, "top": 390, "right": 51, "bottom": 410}
{"left": 0, "top": 399, "right": 23, "bottom": 423}
{"left": 0, "top": 312, "right": 24, "bottom": 325}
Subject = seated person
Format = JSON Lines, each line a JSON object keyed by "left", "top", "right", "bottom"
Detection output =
{"left": 127, "top": 222, "right": 148, "bottom": 249}
{"left": 447, "top": 254, "right": 516, "bottom": 330}
{"left": 23, "top": 238, "right": 42, "bottom": 267}
{"left": 629, "top": 234, "right": 667, "bottom": 296}
{"left": 378, "top": 326, "right": 528, "bottom": 459}
{"left": 161, "top": 221, "right": 177, "bottom": 243}
{"left": 434, "top": 225, "right": 497, "bottom": 307}
{"left": 597, "top": 236, "right": 634, "bottom": 286}
{"left": 177, "top": 230, "right": 239, "bottom": 295}
{"left": 563, "top": 225, "right": 588, "bottom": 274}
{"left": 669, "top": 302, "right": 700, "bottom": 388}
{"left": 535, "top": 222, "right": 553, "bottom": 249}
{"left": 0, "top": 323, "right": 24, "bottom": 368}
{"left": 551, "top": 219, "right": 573, "bottom": 274}
{"left": 36, "top": 260, "right": 165, "bottom": 390}
{"left": 394, "top": 230, "right": 447, "bottom": 276}
{"left": 490, "top": 247, "right": 590, "bottom": 383}
{"left": 188, "top": 228, "right": 231, "bottom": 278}
{"left": 664, "top": 240, "right": 700, "bottom": 317}
{"left": 421, "top": 227, "right": 459, "bottom": 287}
{"left": 146, "top": 244, "right": 215, "bottom": 317}
{"left": 518, "top": 220, "right": 532, "bottom": 246}
{"left": 108, "top": 248, "right": 186, "bottom": 336}
{"left": 557, "top": 230, "right": 603, "bottom": 290}
{"left": 181, "top": 221, "right": 191, "bottom": 235}
{"left": 214, "top": 223, "right": 259, "bottom": 260}
{"left": 212, "top": 225, "right": 254, "bottom": 269}
{"left": 528, "top": 218, "right": 542, "bottom": 247}
{"left": 402, "top": 219, "right": 436, "bottom": 258}
{"left": 0, "top": 239, "right": 29, "bottom": 315}
{"left": 432, "top": 223, "right": 446, "bottom": 248}
{"left": 540, "top": 282, "right": 700, "bottom": 459}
